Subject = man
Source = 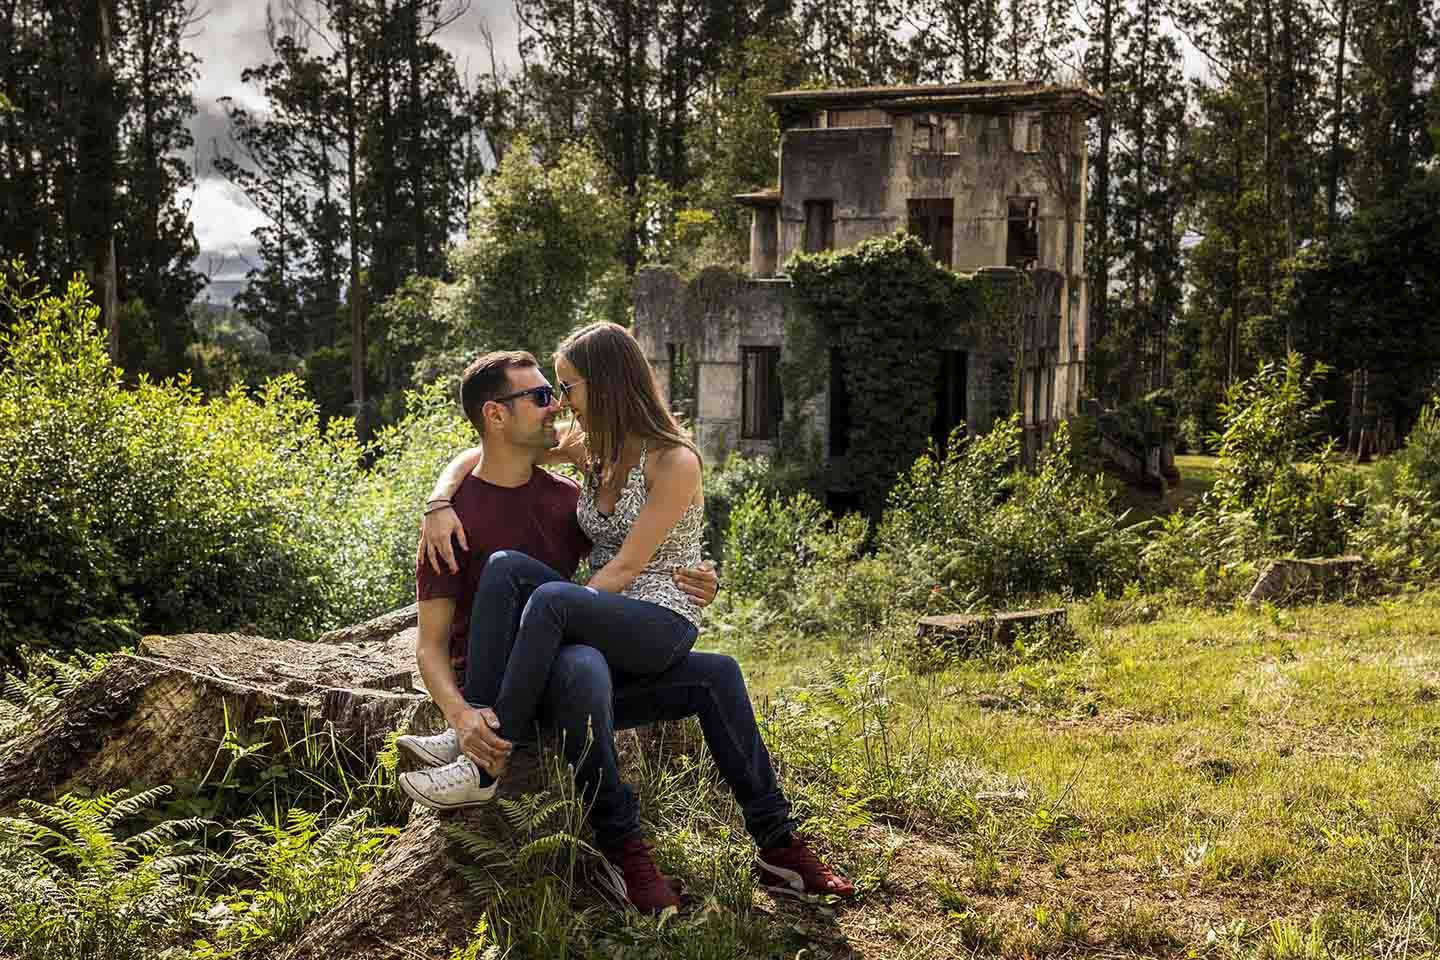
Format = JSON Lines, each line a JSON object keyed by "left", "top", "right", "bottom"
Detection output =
{"left": 400, "top": 350, "right": 855, "bottom": 913}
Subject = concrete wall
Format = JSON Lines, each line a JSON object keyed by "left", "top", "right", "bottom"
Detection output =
{"left": 632, "top": 268, "right": 822, "bottom": 467}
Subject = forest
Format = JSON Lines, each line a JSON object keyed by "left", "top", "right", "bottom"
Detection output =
{"left": 2, "top": 0, "right": 1437, "bottom": 447}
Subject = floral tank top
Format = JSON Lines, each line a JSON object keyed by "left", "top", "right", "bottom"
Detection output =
{"left": 577, "top": 441, "right": 704, "bottom": 627}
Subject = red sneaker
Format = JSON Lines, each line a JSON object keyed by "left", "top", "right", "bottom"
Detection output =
{"left": 599, "top": 838, "right": 681, "bottom": 913}
{"left": 756, "top": 833, "right": 857, "bottom": 898}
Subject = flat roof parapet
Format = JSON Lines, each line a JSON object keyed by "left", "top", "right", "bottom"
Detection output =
{"left": 767, "top": 80, "right": 1104, "bottom": 118}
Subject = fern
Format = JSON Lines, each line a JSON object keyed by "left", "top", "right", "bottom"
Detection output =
{"left": 0, "top": 786, "right": 213, "bottom": 960}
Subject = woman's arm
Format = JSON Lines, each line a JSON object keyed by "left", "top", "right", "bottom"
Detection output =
{"left": 429, "top": 446, "right": 483, "bottom": 502}
{"left": 417, "top": 445, "right": 483, "bottom": 575}
{"left": 586, "top": 445, "right": 702, "bottom": 594}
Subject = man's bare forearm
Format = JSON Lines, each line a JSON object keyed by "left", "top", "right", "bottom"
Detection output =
{"left": 416, "top": 598, "right": 469, "bottom": 725}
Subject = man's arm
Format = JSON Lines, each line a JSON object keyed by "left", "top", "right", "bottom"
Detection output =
{"left": 416, "top": 597, "right": 512, "bottom": 775}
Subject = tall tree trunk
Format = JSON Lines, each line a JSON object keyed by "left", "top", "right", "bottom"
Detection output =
{"left": 339, "top": 5, "right": 369, "bottom": 443}
{"left": 1325, "top": 0, "right": 1348, "bottom": 235}
{"left": 1089, "top": 0, "right": 1115, "bottom": 392}
{"left": 79, "top": 0, "right": 121, "bottom": 357}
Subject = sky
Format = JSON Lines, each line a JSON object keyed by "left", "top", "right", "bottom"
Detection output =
{"left": 185, "top": 0, "right": 519, "bottom": 303}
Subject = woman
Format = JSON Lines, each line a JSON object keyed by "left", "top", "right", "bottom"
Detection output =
{"left": 402, "top": 322, "right": 706, "bottom": 806}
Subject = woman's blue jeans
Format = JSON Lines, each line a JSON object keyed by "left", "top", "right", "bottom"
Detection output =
{"left": 462, "top": 550, "right": 795, "bottom": 849}
{"left": 463, "top": 550, "right": 698, "bottom": 745}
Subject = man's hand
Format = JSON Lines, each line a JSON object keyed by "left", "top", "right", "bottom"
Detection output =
{"left": 672, "top": 559, "right": 719, "bottom": 607}
{"left": 454, "top": 705, "right": 512, "bottom": 776}
{"left": 418, "top": 505, "right": 468, "bottom": 575}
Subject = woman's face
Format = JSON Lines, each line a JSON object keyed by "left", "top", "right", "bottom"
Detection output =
{"left": 555, "top": 354, "right": 587, "bottom": 429}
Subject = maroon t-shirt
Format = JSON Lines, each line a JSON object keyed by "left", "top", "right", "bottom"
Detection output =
{"left": 415, "top": 467, "right": 592, "bottom": 669}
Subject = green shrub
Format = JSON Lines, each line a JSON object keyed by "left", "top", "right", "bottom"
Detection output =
{"left": 1140, "top": 355, "right": 1363, "bottom": 600}
{"left": 1206, "top": 353, "right": 1352, "bottom": 557}
{"left": 1351, "top": 395, "right": 1440, "bottom": 587}
{"left": 0, "top": 268, "right": 367, "bottom": 658}
{"left": 0, "top": 266, "right": 477, "bottom": 662}
{"left": 879, "top": 417, "right": 1138, "bottom": 605}
{"left": 720, "top": 486, "right": 831, "bottom": 599}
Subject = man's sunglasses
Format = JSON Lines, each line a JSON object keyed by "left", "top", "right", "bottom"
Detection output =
{"left": 493, "top": 384, "right": 560, "bottom": 408}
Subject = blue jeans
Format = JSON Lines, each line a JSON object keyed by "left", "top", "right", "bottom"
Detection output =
{"left": 463, "top": 551, "right": 698, "bottom": 746}
{"left": 537, "top": 646, "right": 798, "bottom": 851}
{"left": 461, "top": 550, "right": 795, "bottom": 850}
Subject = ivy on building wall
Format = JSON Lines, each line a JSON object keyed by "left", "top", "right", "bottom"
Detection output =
{"left": 785, "top": 232, "right": 1010, "bottom": 515}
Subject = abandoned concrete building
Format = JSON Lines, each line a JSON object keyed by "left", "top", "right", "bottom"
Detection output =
{"left": 632, "top": 80, "right": 1104, "bottom": 488}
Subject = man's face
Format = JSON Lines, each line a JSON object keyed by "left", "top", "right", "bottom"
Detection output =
{"left": 489, "top": 366, "right": 563, "bottom": 451}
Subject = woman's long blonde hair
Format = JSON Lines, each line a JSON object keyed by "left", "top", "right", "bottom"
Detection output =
{"left": 557, "top": 321, "right": 700, "bottom": 482}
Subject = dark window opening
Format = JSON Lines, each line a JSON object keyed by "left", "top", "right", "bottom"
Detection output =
{"left": 804, "top": 199, "right": 834, "bottom": 253}
{"left": 827, "top": 107, "right": 889, "bottom": 127}
{"left": 1007, "top": 196, "right": 1039, "bottom": 269}
{"left": 907, "top": 198, "right": 954, "bottom": 267}
{"left": 828, "top": 347, "right": 851, "bottom": 456}
{"left": 667, "top": 342, "right": 695, "bottom": 417}
{"left": 742, "top": 346, "right": 782, "bottom": 439}
{"left": 931, "top": 349, "right": 968, "bottom": 450}
{"left": 913, "top": 117, "right": 936, "bottom": 152}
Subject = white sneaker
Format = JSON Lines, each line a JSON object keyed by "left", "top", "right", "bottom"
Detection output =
{"left": 399, "top": 756, "right": 499, "bottom": 810}
{"left": 397, "top": 727, "right": 461, "bottom": 768}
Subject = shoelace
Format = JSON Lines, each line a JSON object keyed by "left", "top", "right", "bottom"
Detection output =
{"left": 425, "top": 757, "right": 479, "bottom": 790}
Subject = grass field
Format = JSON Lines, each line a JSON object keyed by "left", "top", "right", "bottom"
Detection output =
{"left": 673, "top": 589, "right": 1440, "bottom": 958}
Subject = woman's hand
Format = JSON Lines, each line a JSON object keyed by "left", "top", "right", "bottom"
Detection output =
{"left": 554, "top": 419, "right": 588, "bottom": 469}
{"left": 418, "top": 505, "right": 468, "bottom": 575}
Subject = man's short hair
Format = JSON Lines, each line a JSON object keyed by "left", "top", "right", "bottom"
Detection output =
{"left": 460, "top": 350, "right": 538, "bottom": 434}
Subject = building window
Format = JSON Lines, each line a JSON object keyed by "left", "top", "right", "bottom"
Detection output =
{"left": 826, "top": 107, "right": 889, "bottom": 127}
{"left": 667, "top": 342, "right": 695, "bottom": 416}
{"left": 803, "top": 199, "right": 834, "bottom": 253}
{"left": 913, "top": 116, "right": 936, "bottom": 152}
{"left": 1007, "top": 196, "right": 1039, "bottom": 269}
{"left": 1025, "top": 119, "right": 1042, "bottom": 153}
{"left": 931, "top": 349, "right": 968, "bottom": 449}
{"left": 907, "top": 198, "right": 954, "bottom": 267}
{"left": 742, "top": 346, "right": 782, "bottom": 439}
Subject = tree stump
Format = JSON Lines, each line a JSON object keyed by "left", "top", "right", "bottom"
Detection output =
{"left": 1245, "top": 556, "right": 1365, "bottom": 606}
{"left": 0, "top": 631, "right": 425, "bottom": 809}
{"left": 910, "top": 608, "right": 1069, "bottom": 667}
{"left": 0, "top": 607, "right": 634, "bottom": 959}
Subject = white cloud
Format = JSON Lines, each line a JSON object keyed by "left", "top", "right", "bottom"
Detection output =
{"left": 190, "top": 177, "right": 268, "bottom": 258}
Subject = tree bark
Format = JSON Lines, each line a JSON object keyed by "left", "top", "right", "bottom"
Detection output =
{"left": 0, "top": 631, "right": 422, "bottom": 810}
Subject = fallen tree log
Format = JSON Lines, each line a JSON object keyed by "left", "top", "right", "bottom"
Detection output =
{"left": 0, "top": 629, "right": 425, "bottom": 809}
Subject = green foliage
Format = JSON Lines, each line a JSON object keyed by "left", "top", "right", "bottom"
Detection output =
{"left": 0, "top": 264, "right": 483, "bottom": 661}
{"left": 0, "top": 267, "right": 367, "bottom": 658}
{"left": 1353, "top": 395, "right": 1440, "bottom": 587}
{"left": 786, "top": 233, "right": 988, "bottom": 515}
{"left": 450, "top": 757, "right": 608, "bottom": 957}
{"left": 1209, "top": 353, "right": 1348, "bottom": 554}
{"left": 0, "top": 648, "right": 114, "bottom": 743}
{"left": 192, "top": 809, "right": 395, "bottom": 959}
{"left": 0, "top": 787, "right": 213, "bottom": 960}
{"left": 880, "top": 417, "right": 1139, "bottom": 605}
{"left": 720, "top": 487, "right": 831, "bottom": 601}
{"left": 1141, "top": 355, "right": 1358, "bottom": 600}
{"left": 451, "top": 136, "right": 626, "bottom": 363}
